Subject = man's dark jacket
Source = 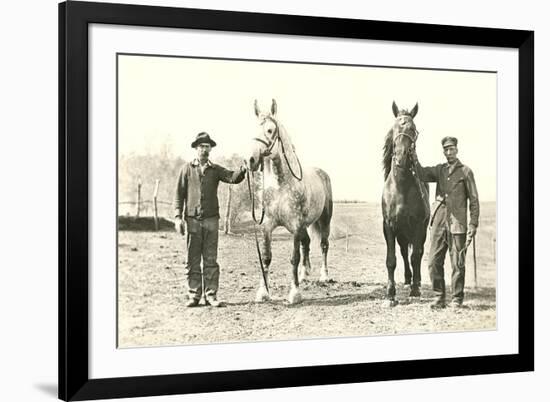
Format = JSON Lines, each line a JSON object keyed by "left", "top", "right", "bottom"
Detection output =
{"left": 174, "top": 159, "right": 245, "bottom": 219}
{"left": 416, "top": 159, "right": 480, "bottom": 234}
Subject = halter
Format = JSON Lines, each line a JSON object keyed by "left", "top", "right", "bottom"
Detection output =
{"left": 252, "top": 116, "right": 280, "bottom": 158}
{"left": 393, "top": 130, "right": 418, "bottom": 145}
{"left": 251, "top": 116, "right": 303, "bottom": 181}
{"left": 392, "top": 125, "right": 420, "bottom": 176}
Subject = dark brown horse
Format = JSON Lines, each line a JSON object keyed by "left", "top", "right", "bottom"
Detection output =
{"left": 381, "top": 101, "right": 430, "bottom": 306}
{"left": 246, "top": 99, "right": 333, "bottom": 304}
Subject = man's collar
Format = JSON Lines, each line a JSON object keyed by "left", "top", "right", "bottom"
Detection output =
{"left": 451, "top": 159, "right": 463, "bottom": 167}
{"left": 191, "top": 158, "right": 212, "bottom": 167}
{"left": 446, "top": 159, "right": 463, "bottom": 174}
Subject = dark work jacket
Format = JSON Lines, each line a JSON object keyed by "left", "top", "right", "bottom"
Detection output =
{"left": 174, "top": 159, "right": 245, "bottom": 219}
{"left": 415, "top": 159, "right": 480, "bottom": 234}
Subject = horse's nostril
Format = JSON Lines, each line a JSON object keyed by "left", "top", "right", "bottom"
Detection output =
{"left": 250, "top": 157, "right": 255, "bottom": 165}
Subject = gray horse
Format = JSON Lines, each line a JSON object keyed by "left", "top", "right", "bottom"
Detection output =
{"left": 246, "top": 99, "right": 333, "bottom": 304}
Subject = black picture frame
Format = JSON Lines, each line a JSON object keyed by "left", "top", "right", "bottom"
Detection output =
{"left": 59, "top": 1, "right": 534, "bottom": 400}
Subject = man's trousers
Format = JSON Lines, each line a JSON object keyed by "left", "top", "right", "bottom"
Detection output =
{"left": 184, "top": 216, "right": 220, "bottom": 300}
{"left": 428, "top": 206, "right": 467, "bottom": 302}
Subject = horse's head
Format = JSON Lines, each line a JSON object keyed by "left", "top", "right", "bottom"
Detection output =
{"left": 390, "top": 101, "right": 419, "bottom": 169}
{"left": 247, "top": 99, "right": 280, "bottom": 172}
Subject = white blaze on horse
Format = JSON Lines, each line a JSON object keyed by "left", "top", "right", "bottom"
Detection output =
{"left": 246, "top": 99, "right": 333, "bottom": 305}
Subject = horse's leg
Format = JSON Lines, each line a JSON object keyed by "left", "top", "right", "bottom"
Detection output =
{"left": 318, "top": 205, "right": 332, "bottom": 282}
{"left": 255, "top": 224, "right": 273, "bottom": 303}
{"left": 409, "top": 242, "right": 423, "bottom": 298}
{"left": 383, "top": 221, "right": 398, "bottom": 307}
{"left": 298, "top": 230, "right": 311, "bottom": 284}
{"left": 410, "top": 222, "right": 427, "bottom": 298}
{"left": 319, "top": 232, "right": 330, "bottom": 282}
{"left": 288, "top": 231, "right": 303, "bottom": 304}
{"left": 398, "top": 237, "right": 412, "bottom": 287}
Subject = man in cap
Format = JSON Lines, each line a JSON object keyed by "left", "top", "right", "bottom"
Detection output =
{"left": 412, "top": 136, "right": 480, "bottom": 309}
{"left": 174, "top": 132, "right": 247, "bottom": 307}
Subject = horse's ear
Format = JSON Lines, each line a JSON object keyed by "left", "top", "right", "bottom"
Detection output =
{"left": 271, "top": 99, "right": 277, "bottom": 116}
{"left": 392, "top": 101, "right": 399, "bottom": 117}
{"left": 410, "top": 103, "right": 419, "bottom": 118}
{"left": 254, "top": 99, "right": 260, "bottom": 117}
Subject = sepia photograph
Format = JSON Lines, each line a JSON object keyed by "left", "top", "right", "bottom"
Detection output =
{"left": 116, "top": 53, "right": 497, "bottom": 348}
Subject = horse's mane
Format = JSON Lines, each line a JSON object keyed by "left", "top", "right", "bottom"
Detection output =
{"left": 276, "top": 121, "right": 299, "bottom": 161}
{"left": 382, "top": 129, "right": 394, "bottom": 180}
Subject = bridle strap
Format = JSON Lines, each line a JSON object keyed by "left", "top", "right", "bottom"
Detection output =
{"left": 253, "top": 117, "right": 280, "bottom": 157}
{"left": 253, "top": 137, "right": 271, "bottom": 147}
{"left": 252, "top": 117, "right": 303, "bottom": 180}
{"left": 252, "top": 135, "right": 279, "bottom": 157}
{"left": 393, "top": 131, "right": 418, "bottom": 144}
{"left": 392, "top": 129, "right": 419, "bottom": 174}
{"left": 391, "top": 128, "right": 428, "bottom": 217}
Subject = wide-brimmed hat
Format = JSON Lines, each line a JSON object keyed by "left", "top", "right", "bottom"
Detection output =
{"left": 191, "top": 132, "right": 217, "bottom": 148}
{"left": 441, "top": 136, "right": 458, "bottom": 148}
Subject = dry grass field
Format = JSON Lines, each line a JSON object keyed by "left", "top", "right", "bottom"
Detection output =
{"left": 117, "top": 202, "right": 496, "bottom": 348}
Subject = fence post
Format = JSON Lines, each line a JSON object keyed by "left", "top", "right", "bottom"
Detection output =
{"left": 136, "top": 177, "right": 142, "bottom": 218}
{"left": 224, "top": 186, "right": 232, "bottom": 234}
{"left": 153, "top": 179, "right": 160, "bottom": 231}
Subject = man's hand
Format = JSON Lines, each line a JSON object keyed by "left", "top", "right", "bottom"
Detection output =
{"left": 466, "top": 225, "right": 477, "bottom": 246}
{"left": 240, "top": 165, "right": 247, "bottom": 173}
{"left": 175, "top": 217, "right": 185, "bottom": 236}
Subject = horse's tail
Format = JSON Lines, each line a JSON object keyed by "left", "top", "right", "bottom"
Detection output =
{"left": 324, "top": 173, "right": 333, "bottom": 221}
{"left": 317, "top": 168, "right": 333, "bottom": 221}
{"left": 310, "top": 168, "right": 333, "bottom": 241}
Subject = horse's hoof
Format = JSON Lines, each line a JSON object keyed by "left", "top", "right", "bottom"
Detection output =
{"left": 409, "top": 288, "right": 421, "bottom": 298}
{"left": 385, "top": 299, "right": 399, "bottom": 308}
{"left": 319, "top": 271, "right": 329, "bottom": 283}
{"left": 287, "top": 288, "right": 302, "bottom": 305}
{"left": 255, "top": 288, "right": 270, "bottom": 303}
{"left": 299, "top": 264, "right": 311, "bottom": 278}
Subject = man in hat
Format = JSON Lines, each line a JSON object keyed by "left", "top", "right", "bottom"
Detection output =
{"left": 412, "top": 136, "right": 480, "bottom": 309}
{"left": 174, "top": 132, "right": 247, "bottom": 307}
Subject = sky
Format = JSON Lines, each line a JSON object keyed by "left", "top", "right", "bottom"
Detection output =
{"left": 118, "top": 54, "right": 497, "bottom": 202}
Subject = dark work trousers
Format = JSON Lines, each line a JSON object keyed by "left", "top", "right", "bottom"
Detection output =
{"left": 184, "top": 216, "right": 220, "bottom": 300}
{"left": 428, "top": 205, "right": 467, "bottom": 302}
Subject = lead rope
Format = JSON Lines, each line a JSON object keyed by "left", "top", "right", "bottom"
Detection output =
{"left": 409, "top": 131, "right": 430, "bottom": 218}
{"left": 279, "top": 137, "right": 303, "bottom": 181}
{"left": 410, "top": 159, "right": 429, "bottom": 216}
{"left": 245, "top": 166, "right": 269, "bottom": 293}
{"left": 246, "top": 165, "right": 265, "bottom": 225}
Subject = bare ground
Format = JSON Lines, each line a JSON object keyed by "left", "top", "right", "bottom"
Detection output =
{"left": 118, "top": 202, "right": 496, "bottom": 347}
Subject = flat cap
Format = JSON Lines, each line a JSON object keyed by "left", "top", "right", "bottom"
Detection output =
{"left": 441, "top": 136, "right": 458, "bottom": 148}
